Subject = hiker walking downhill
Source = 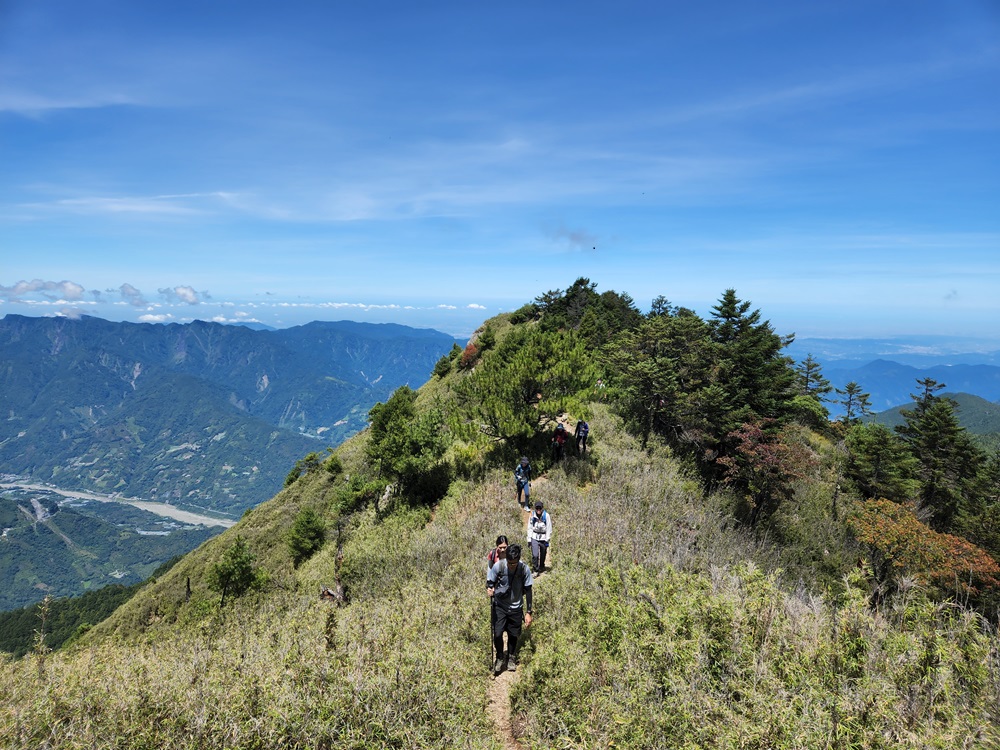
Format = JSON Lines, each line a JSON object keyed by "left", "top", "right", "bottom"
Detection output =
{"left": 527, "top": 500, "right": 552, "bottom": 573}
{"left": 551, "top": 423, "right": 568, "bottom": 462}
{"left": 487, "top": 534, "right": 509, "bottom": 568}
{"left": 574, "top": 419, "right": 589, "bottom": 456}
{"left": 487, "top": 543, "right": 533, "bottom": 674}
{"left": 514, "top": 456, "right": 532, "bottom": 509}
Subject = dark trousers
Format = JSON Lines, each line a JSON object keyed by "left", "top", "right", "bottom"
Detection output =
{"left": 530, "top": 538, "right": 548, "bottom": 571}
{"left": 493, "top": 604, "right": 523, "bottom": 660}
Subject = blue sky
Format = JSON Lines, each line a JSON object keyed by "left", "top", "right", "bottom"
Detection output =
{"left": 2, "top": 1, "right": 999, "bottom": 340}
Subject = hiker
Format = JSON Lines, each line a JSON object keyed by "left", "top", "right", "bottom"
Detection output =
{"left": 551, "top": 423, "right": 567, "bottom": 462}
{"left": 487, "top": 543, "right": 533, "bottom": 674}
{"left": 487, "top": 534, "right": 509, "bottom": 567}
{"left": 527, "top": 500, "right": 552, "bottom": 573}
{"left": 574, "top": 419, "right": 589, "bottom": 456}
{"left": 514, "top": 456, "right": 532, "bottom": 509}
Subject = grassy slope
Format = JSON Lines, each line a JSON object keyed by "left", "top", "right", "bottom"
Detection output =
{"left": 2, "top": 319, "right": 999, "bottom": 748}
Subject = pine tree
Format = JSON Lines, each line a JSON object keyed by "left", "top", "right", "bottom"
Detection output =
{"left": 602, "top": 309, "right": 715, "bottom": 449}
{"left": 896, "top": 379, "right": 986, "bottom": 532}
{"left": 844, "top": 422, "right": 920, "bottom": 503}
{"left": 709, "top": 289, "right": 797, "bottom": 428}
{"left": 460, "top": 326, "right": 597, "bottom": 445}
{"left": 207, "top": 537, "right": 265, "bottom": 607}
{"left": 836, "top": 381, "right": 872, "bottom": 424}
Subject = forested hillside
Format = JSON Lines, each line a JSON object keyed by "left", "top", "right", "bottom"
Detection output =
{"left": 0, "top": 314, "right": 458, "bottom": 514}
{"left": 2, "top": 279, "right": 998, "bottom": 748}
{"left": 0, "top": 492, "right": 215, "bottom": 611}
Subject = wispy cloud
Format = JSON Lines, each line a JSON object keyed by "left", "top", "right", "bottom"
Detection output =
{"left": 25, "top": 193, "right": 237, "bottom": 218}
{"left": 158, "top": 286, "right": 208, "bottom": 304}
{"left": 0, "top": 89, "right": 136, "bottom": 116}
{"left": 649, "top": 50, "right": 1000, "bottom": 127}
{"left": 117, "top": 283, "right": 148, "bottom": 307}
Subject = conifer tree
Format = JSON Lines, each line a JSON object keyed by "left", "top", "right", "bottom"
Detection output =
{"left": 844, "top": 422, "right": 920, "bottom": 503}
{"left": 207, "top": 536, "right": 264, "bottom": 607}
{"left": 836, "top": 381, "right": 872, "bottom": 424}
{"left": 896, "top": 379, "right": 986, "bottom": 532}
{"left": 367, "top": 386, "right": 448, "bottom": 501}
{"left": 708, "top": 289, "right": 797, "bottom": 429}
{"left": 462, "top": 326, "right": 597, "bottom": 444}
{"left": 603, "top": 309, "right": 715, "bottom": 449}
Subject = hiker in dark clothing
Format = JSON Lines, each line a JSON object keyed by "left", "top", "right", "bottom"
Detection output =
{"left": 514, "top": 456, "right": 532, "bottom": 509}
{"left": 487, "top": 543, "right": 533, "bottom": 674}
{"left": 574, "top": 419, "right": 589, "bottom": 456}
{"left": 551, "top": 423, "right": 567, "bottom": 462}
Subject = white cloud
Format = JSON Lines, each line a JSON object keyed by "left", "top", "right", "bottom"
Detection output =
{"left": 117, "top": 283, "right": 148, "bottom": 307}
{"left": 467, "top": 304, "right": 487, "bottom": 309}
{"left": 0, "top": 279, "right": 87, "bottom": 301}
{"left": 158, "top": 286, "right": 207, "bottom": 304}
{"left": 138, "top": 313, "right": 175, "bottom": 323}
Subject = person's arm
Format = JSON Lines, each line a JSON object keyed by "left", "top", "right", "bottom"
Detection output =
{"left": 486, "top": 562, "right": 496, "bottom": 597}
{"left": 524, "top": 584, "right": 533, "bottom": 626}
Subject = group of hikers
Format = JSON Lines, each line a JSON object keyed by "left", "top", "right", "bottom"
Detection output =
{"left": 485, "top": 419, "right": 588, "bottom": 676}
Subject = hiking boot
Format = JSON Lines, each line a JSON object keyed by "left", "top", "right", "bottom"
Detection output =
{"left": 493, "top": 658, "right": 504, "bottom": 674}
{"left": 507, "top": 657, "right": 517, "bottom": 672}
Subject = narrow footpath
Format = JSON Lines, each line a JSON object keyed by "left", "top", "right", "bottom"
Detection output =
{"left": 486, "top": 481, "right": 552, "bottom": 749}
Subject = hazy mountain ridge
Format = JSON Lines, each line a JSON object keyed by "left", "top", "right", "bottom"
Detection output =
{"left": 873, "top": 392, "right": 1000, "bottom": 434}
{"left": 824, "top": 359, "right": 1000, "bottom": 413}
{"left": 0, "top": 314, "right": 460, "bottom": 516}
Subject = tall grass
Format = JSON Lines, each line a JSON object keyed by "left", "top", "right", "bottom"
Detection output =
{"left": 2, "top": 406, "right": 997, "bottom": 748}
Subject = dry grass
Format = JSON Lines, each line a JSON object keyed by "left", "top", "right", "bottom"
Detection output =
{"left": 2, "top": 406, "right": 998, "bottom": 748}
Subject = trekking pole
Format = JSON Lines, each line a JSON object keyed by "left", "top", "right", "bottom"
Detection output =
{"left": 490, "top": 595, "right": 496, "bottom": 672}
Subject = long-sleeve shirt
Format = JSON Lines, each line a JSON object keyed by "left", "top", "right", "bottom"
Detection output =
{"left": 487, "top": 559, "right": 533, "bottom": 612}
{"left": 527, "top": 510, "right": 552, "bottom": 544}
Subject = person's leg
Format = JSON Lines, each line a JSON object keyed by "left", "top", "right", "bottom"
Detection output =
{"left": 493, "top": 608, "right": 508, "bottom": 671}
{"left": 530, "top": 538, "right": 540, "bottom": 571}
{"left": 538, "top": 541, "right": 548, "bottom": 571}
{"left": 505, "top": 612, "right": 524, "bottom": 670}
{"left": 523, "top": 481, "right": 530, "bottom": 509}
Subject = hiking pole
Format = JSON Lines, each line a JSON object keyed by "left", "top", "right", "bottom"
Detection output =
{"left": 490, "top": 595, "right": 496, "bottom": 673}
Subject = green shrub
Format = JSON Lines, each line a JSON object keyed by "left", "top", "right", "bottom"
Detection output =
{"left": 287, "top": 507, "right": 326, "bottom": 567}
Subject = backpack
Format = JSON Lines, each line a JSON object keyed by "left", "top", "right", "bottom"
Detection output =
{"left": 577, "top": 421, "right": 589, "bottom": 437}
{"left": 530, "top": 510, "right": 549, "bottom": 535}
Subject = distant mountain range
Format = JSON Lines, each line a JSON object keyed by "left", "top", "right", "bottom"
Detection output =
{"left": 786, "top": 337, "right": 1000, "bottom": 417}
{"left": 788, "top": 335, "right": 1000, "bottom": 368}
{"left": 871, "top": 392, "right": 1000, "bottom": 435}
{"left": 0, "top": 314, "right": 460, "bottom": 515}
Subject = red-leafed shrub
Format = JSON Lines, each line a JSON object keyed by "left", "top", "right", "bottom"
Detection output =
{"left": 718, "top": 419, "right": 816, "bottom": 526}
{"left": 457, "top": 341, "right": 479, "bottom": 370}
{"left": 847, "top": 497, "right": 1000, "bottom": 599}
